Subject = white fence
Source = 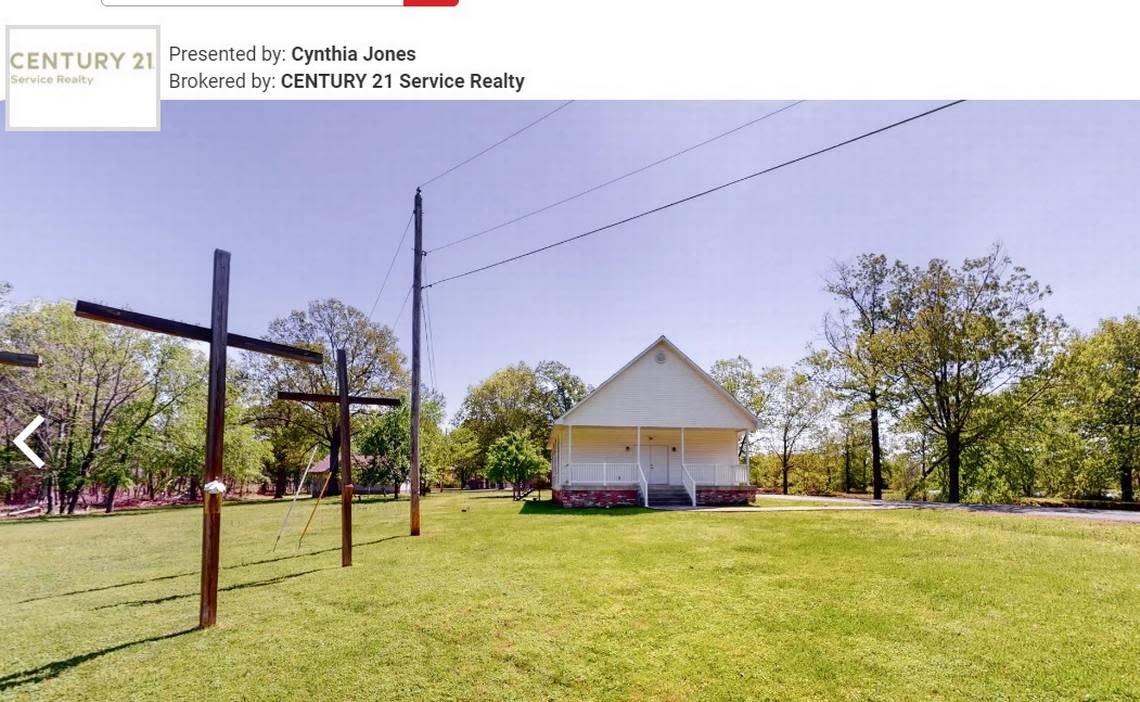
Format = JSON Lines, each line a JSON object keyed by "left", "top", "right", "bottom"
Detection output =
{"left": 556, "top": 462, "right": 750, "bottom": 489}
{"left": 683, "top": 463, "right": 751, "bottom": 486}
{"left": 557, "top": 463, "right": 640, "bottom": 486}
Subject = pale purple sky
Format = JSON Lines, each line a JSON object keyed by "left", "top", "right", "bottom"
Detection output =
{"left": 2, "top": 101, "right": 1138, "bottom": 418}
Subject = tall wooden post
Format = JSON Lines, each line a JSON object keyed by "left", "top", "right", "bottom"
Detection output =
{"left": 199, "top": 250, "right": 229, "bottom": 629}
{"left": 74, "top": 250, "right": 321, "bottom": 629}
{"left": 276, "top": 384, "right": 397, "bottom": 565}
{"left": 329, "top": 426, "right": 341, "bottom": 496}
{"left": 410, "top": 189, "right": 423, "bottom": 536}
{"left": 337, "top": 350, "right": 354, "bottom": 566}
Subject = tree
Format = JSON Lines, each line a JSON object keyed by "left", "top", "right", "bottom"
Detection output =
{"left": 124, "top": 363, "right": 271, "bottom": 505}
{"left": 455, "top": 361, "right": 587, "bottom": 470}
{"left": 446, "top": 426, "right": 482, "bottom": 488}
{"left": 251, "top": 299, "right": 407, "bottom": 490}
{"left": 258, "top": 403, "right": 318, "bottom": 498}
{"left": 536, "top": 361, "right": 590, "bottom": 426}
{"left": 814, "top": 253, "right": 896, "bottom": 498}
{"left": 360, "top": 399, "right": 411, "bottom": 498}
{"left": 763, "top": 366, "right": 829, "bottom": 494}
{"left": 359, "top": 393, "right": 446, "bottom": 498}
{"left": 834, "top": 407, "right": 873, "bottom": 494}
{"left": 884, "top": 246, "right": 1061, "bottom": 502}
{"left": 2, "top": 302, "right": 199, "bottom": 513}
{"left": 1065, "top": 315, "right": 1140, "bottom": 501}
{"left": 710, "top": 356, "right": 766, "bottom": 460}
{"left": 94, "top": 343, "right": 200, "bottom": 512}
{"left": 485, "top": 431, "right": 546, "bottom": 500}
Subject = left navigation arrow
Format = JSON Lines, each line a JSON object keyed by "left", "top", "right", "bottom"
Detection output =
{"left": 15, "top": 415, "right": 45, "bottom": 469}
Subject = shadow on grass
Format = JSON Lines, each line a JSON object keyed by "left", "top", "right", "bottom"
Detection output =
{"left": 234, "top": 534, "right": 407, "bottom": 569}
{"left": 4, "top": 498, "right": 290, "bottom": 524}
{"left": 19, "top": 535, "right": 406, "bottom": 604}
{"left": 353, "top": 495, "right": 407, "bottom": 505}
{"left": 93, "top": 567, "right": 334, "bottom": 610}
{"left": 518, "top": 500, "right": 652, "bottom": 517}
{"left": 0, "top": 628, "right": 196, "bottom": 692}
{"left": 17, "top": 570, "right": 197, "bottom": 604}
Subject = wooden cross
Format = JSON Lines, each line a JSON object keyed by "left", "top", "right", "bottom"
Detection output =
{"left": 74, "top": 249, "right": 322, "bottom": 629}
{"left": 278, "top": 349, "right": 399, "bottom": 567}
{"left": 0, "top": 352, "right": 40, "bottom": 367}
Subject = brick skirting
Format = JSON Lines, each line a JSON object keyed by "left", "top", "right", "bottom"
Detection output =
{"left": 697, "top": 486, "right": 757, "bottom": 506}
{"left": 553, "top": 488, "right": 640, "bottom": 508}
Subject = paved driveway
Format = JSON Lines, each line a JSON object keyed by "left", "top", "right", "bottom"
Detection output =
{"left": 744, "top": 493, "right": 1140, "bottom": 524}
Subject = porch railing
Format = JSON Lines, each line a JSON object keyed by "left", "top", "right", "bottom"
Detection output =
{"left": 557, "top": 462, "right": 749, "bottom": 493}
{"left": 637, "top": 464, "right": 649, "bottom": 507}
{"left": 560, "top": 462, "right": 640, "bottom": 486}
{"left": 681, "top": 465, "right": 697, "bottom": 507}
{"left": 683, "top": 463, "right": 751, "bottom": 487}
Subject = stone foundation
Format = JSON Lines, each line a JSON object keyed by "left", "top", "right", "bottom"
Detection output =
{"left": 553, "top": 488, "right": 640, "bottom": 508}
{"left": 697, "top": 486, "right": 757, "bottom": 506}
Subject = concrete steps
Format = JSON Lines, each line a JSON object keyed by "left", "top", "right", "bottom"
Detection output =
{"left": 646, "top": 484, "right": 693, "bottom": 507}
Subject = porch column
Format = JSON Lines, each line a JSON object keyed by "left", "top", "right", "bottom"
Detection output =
{"left": 681, "top": 426, "right": 686, "bottom": 468}
{"left": 568, "top": 425, "right": 573, "bottom": 485}
{"left": 636, "top": 426, "right": 641, "bottom": 474}
{"left": 743, "top": 430, "right": 751, "bottom": 484}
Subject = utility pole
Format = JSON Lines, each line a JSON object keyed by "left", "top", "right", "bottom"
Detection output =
{"left": 410, "top": 188, "right": 424, "bottom": 536}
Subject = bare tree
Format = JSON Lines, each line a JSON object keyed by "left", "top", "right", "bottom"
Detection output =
{"left": 763, "top": 366, "right": 829, "bottom": 494}
{"left": 814, "top": 253, "right": 896, "bottom": 498}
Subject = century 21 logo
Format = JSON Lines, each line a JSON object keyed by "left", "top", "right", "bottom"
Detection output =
{"left": 9, "top": 51, "right": 155, "bottom": 71}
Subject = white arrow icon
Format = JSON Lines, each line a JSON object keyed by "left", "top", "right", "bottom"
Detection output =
{"left": 15, "top": 415, "right": 45, "bottom": 469}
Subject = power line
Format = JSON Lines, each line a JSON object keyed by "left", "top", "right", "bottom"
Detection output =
{"left": 367, "top": 212, "right": 414, "bottom": 320}
{"left": 424, "top": 289, "right": 438, "bottom": 390}
{"left": 420, "top": 101, "right": 575, "bottom": 189}
{"left": 422, "top": 258, "right": 438, "bottom": 390}
{"left": 426, "top": 101, "right": 966, "bottom": 289}
{"left": 392, "top": 285, "right": 413, "bottom": 329}
{"left": 429, "top": 100, "right": 804, "bottom": 254}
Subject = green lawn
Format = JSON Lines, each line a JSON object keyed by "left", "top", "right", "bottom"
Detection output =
{"left": 1, "top": 492, "right": 1138, "bottom": 701}
{"left": 751, "top": 496, "right": 840, "bottom": 508}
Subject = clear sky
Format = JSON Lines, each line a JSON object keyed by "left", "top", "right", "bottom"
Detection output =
{"left": 2, "top": 101, "right": 1138, "bottom": 419}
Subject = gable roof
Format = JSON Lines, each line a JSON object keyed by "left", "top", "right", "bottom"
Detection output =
{"left": 310, "top": 453, "right": 368, "bottom": 474}
{"left": 552, "top": 336, "right": 759, "bottom": 431}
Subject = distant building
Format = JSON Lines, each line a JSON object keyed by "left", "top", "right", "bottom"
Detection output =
{"left": 308, "top": 453, "right": 410, "bottom": 497}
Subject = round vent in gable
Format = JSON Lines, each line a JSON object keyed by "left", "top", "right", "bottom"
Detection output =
{"left": 654, "top": 351, "right": 666, "bottom": 364}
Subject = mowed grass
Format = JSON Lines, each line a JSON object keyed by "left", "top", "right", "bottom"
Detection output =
{"left": 1, "top": 492, "right": 1138, "bottom": 701}
{"left": 751, "top": 497, "right": 840, "bottom": 508}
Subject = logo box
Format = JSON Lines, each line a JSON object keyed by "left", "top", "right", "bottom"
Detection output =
{"left": 6, "top": 25, "right": 160, "bottom": 131}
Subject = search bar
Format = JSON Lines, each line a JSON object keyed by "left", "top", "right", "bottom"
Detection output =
{"left": 101, "top": 0, "right": 455, "bottom": 6}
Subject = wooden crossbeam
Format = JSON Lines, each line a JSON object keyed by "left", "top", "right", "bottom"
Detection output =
{"left": 276, "top": 351, "right": 399, "bottom": 568}
{"left": 76, "top": 301, "right": 322, "bottom": 365}
{"left": 0, "top": 351, "right": 40, "bottom": 368}
{"left": 277, "top": 391, "right": 399, "bottom": 406}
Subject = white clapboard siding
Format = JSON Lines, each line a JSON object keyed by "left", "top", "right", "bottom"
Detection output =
{"left": 679, "top": 428, "right": 741, "bottom": 465}
{"left": 556, "top": 337, "right": 756, "bottom": 429}
{"left": 552, "top": 427, "right": 742, "bottom": 486}
{"left": 558, "top": 426, "right": 641, "bottom": 464}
